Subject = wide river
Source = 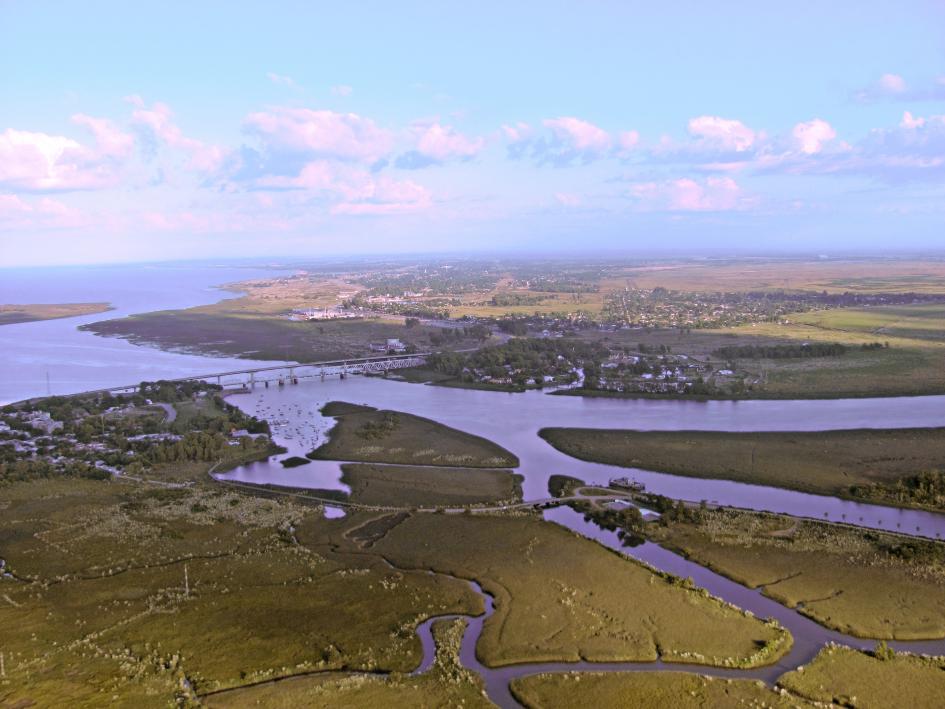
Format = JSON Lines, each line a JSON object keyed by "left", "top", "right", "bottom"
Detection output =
{"left": 0, "top": 262, "right": 289, "bottom": 404}
{"left": 221, "top": 375, "right": 945, "bottom": 540}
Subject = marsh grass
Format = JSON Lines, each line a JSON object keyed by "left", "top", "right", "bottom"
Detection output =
{"left": 540, "top": 426, "right": 945, "bottom": 511}
{"left": 372, "top": 513, "right": 790, "bottom": 668}
{"left": 341, "top": 463, "right": 522, "bottom": 507}
{"left": 649, "top": 508, "right": 945, "bottom": 639}
{"left": 310, "top": 405, "right": 518, "bottom": 468}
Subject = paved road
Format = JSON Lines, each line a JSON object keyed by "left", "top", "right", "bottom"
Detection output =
{"left": 155, "top": 402, "right": 177, "bottom": 423}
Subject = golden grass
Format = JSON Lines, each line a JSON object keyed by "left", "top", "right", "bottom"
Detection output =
{"left": 202, "top": 618, "right": 492, "bottom": 708}
{"left": 649, "top": 509, "right": 945, "bottom": 639}
{"left": 511, "top": 671, "right": 811, "bottom": 709}
{"left": 0, "top": 479, "right": 482, "bottom": 706}
{"left": 341, "top": 463, "right": 522, "bottom": 507}
{"left": 373, "top": 513, "right": 791, "bottom": 668}
{"left": 778, "top": 645, "right": 945, "bottom": 708}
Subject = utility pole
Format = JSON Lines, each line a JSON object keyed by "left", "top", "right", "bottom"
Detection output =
{"left": 1, "top": 651, "right": 5, "bottom": 678}
{"left": 46, "top": 370, "right": 51, "bottom": 397}
{"left": 184, "top": 565, "right": 190, "bottom": 597}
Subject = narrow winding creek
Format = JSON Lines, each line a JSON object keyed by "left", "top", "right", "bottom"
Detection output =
{"left": 219, "top": 375, "right": 945, "bottom": 707}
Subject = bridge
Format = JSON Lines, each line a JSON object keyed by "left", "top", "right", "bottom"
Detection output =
{"left": 40, "top": 352, "right": 432, "bottom": 401}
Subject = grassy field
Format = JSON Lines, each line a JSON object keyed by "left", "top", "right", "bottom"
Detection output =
{"left": 0, "top": 302, "right": 112, "bottom": 326}
{"left": 310, "top": 404, "right": 519, "bottom": 468}
{"left": 203, "top": 618, "right": 492, "bottom": 708}
{"left": 511, "top": 671, "right": 810, "bottom": 708}
{"left": 372, "top": 513, "right": 791, "bottom": 668}
{"left": 614, "top": 258, "right": 945, "bottom": 294}
{"left": 794, "top": 303, "right": 945, "bottom": 343}
{"left": 577, "top": 303, "right": 945, "bottom": 399}
{"left": 649, "top": 509, "right": 945, "bottom": 639}
{"left": 82, "top": 309, "right": 484, "bottom": 362}
{"left": 0, "top": 478, "right": 482, "bottom": 706}
{"left": 778, "top": 645, "right": 945, "bottom": 708}
{"left": 341, "top": 463, "right": 522, "bottom": 507}
{"left": 512, "top": 646, "right": 945, "bottom": 708}
{"left": 539, "top": 427, "right": 945, "bottom": 511}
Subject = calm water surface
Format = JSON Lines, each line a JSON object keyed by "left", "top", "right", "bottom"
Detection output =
{"left": 0, "top": 262, "right": 289, "bottom": 404}
{"left": 221, "top": 375, "right": 945, "bottom": 539}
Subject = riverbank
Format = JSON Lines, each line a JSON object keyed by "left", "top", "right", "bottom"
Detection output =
{"left": 539, "top": 426, "right": 945, "bottom": 513}
{"left": 0, "top": 302, "right": 113, "bottom": 326}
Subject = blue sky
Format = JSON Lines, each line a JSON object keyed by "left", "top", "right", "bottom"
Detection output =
{"left": 2, "top": 1, "right": 945, "bottom": 265}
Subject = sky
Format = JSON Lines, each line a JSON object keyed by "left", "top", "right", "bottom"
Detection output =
{"left": 2, "top": 1, "right": 945, "bottom": 266}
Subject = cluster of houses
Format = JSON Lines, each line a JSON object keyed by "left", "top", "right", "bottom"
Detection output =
{"left": 369, "top": 338, "right": 408, "bottom": 354}
{"left": 289, "top": 307, "right": 362, "bottom": 321}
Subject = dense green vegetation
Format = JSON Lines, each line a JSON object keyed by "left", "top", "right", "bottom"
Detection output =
{"left": 713, "top": 341, "right": 856, "bottom": 359}
{"left": 540, "top": 427, "right": 945, "bottom": 511}
{"left": 426, "top": 337, "right": 607, "bottom": 389}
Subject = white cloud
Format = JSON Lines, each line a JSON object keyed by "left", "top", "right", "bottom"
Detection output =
{"left": 688, "top": 116, "right": 755, "bottom": 152}
{"left": 543, "top": 117, "right": 612, "bottom": 152}
{"left": 631, "top": 176, "right": 748, "bottom": 211}
{"left": 412, "top": 121, "right": 484, "bottom": 161}
{"left": 331, "top": 175, "right": 431, "bottom": 215}
{"left": 854, "top": 73, "right": 945, "bottom": 102}
{"left": 0, "top": 126, "right": 126, "bottom": 192}
{"left": 244, "top": 107, "right": 392, "bottom": 163}
{"left": 792, "top": 119, "right": 836, "bottom": 155}
{"left": 129, "top": 96, "right": 225, "bottom": 172}
{"left": 0, "top": 192, "right": 86, "bottom": 229}
{"left": 331, "top": 85, "right": 353, "bottom": 97}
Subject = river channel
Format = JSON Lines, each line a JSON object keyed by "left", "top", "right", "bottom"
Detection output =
{"left": 215, "top": 373, "right": 945, "bottom": 705}
{"left": 221, "top": 374, "right": 945, "bottom": 540}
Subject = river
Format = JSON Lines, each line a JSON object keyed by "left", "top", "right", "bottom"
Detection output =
{"left": 0, "top": 262, "right": 289, "bottom": 404}
{"left": 219, "top": 374, "right": 945, "bottom": 540}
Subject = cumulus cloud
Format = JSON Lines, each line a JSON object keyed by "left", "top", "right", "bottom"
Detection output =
{"left": 505, "top": 116, "right": 630, "bottom": 165}
{"left": 128, "top": 96, "right": 224, "bottom": 172}
{"left": 0, "top": 192, "right": 86, "bottom": 229}
{"left": 243, "top": 107, "right": 392, "bottom": 164}
{"left": 331, "top": 175, "right": 431, "bottom": 215}
{"left": 0, "top": 120, "right": 132, "bottom": 192}
{"left": 543, "top": 117, "right": 612, "bottom": 153}
{"left": 755, "top": 111, "right": 945, "bottom": 182}
{"left": 630, "top": 176, "right": 748, "bottom": 211}
{"left": 854, "top": 73, "right": 945, "bottom": 103}
{"left": 71, "top": 114, "right": 134, "bottom": 158}
{"left": 395, "top": 121, "right": 484, "bottom": 168}
{"left": 688, "top": 116, "right": 756, "bottom": 152}
{"left": 792, "top": 119, "right": 837, "bottom": 154}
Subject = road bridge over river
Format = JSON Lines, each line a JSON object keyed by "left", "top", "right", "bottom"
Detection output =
{"left": 23, "top": 352, "right": 430, "bottom": 403}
